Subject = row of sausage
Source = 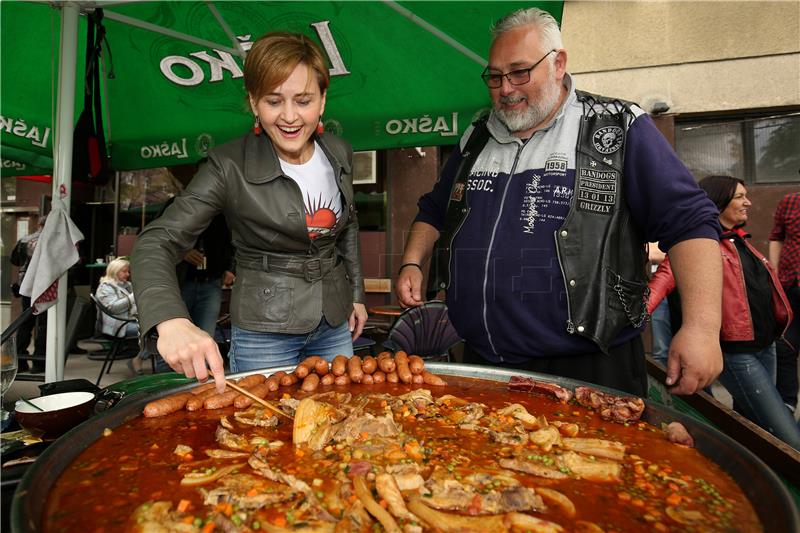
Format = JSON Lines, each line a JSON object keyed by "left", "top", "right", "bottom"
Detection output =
{"left": 143, "top": 352, "right": 446, "bottom": 417}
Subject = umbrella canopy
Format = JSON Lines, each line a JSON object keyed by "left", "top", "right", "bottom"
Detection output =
{"left": 1, "top": 1, "right": 562, "bottom": 175}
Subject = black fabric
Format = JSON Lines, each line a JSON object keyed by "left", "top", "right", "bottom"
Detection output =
{"left": 73, "top": 9, "right": 110, "bottom": 185}
{"left": 721, "top": 235, "right": 778, "bottom": 353}
{"left": 463, "top": 335, "right": 647, "bottom": 397}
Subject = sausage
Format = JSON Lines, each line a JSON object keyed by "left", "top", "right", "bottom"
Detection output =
{"left": 301, "top": 373, "right": 321, "bottom": 392}
{"left": 320, "top": 373, "right": 336, "bottom": 386}
{"left": 347, "top": 356, "right": 364, "bottom": 383}
{"left": 143, "top": 392, "right": 193, "bottom": 417}
{"left": 280, "top": 373, "right": 299, "bottom": 387}
{"left": 236, "top": 374, "right": 267, "bottom": 388}
{"left": 205, "top": 382, "right": 260, "bottom": 409}
{"left": 372, "top": 370, "right": 386, "bottom": 384}
{"left": 186, "top": 387, "right": 221, "bottom": 411}
{"left": 190, "top": 383, "right": 217, "bottom": 395}
{"left": 334, "top": 374, "right": 351, "bottom": 386}
{"left": 265, "top": 374, "right": 281, "bottom": 392}
{"left": 295, "top": 356, "right": 321, "bottom": 379}
{"left": 408, "top": 355, "right": 425, "bottom": 375}
{"left": 395, "top": 351, "right": 413, "bottom": 384}
{"left": 331, "top": 355, "right": 349, "bottom": 376}
{"left": 234, "top": 382, "right": 270, "bottom": 408}
{"left": 386, "top": 371, "right": 399, "bottom": 384}
{"left": 377, "top": 352, "right": 395, "bottom": 373}
{"left": 362, "top": 373, "right": 374, "bottom": 385}
{"left": 361, "top": 356, "right": 377, "bottom": 374}
{"left": 422, "top": 371, "right": 447, "bottom": 386}
{"left": 411, "top": 374, "right": 424, "bottom": 384}
{"left": 315, "top": 358, "right": 330, "bottom": 376}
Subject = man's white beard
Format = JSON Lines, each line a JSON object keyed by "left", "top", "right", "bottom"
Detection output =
{"left": 495, "top": 72, "right": 561, "bottom": 134}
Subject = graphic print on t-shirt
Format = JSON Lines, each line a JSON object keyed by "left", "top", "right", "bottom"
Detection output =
{"left": 305, "top": 192, "right": 339, "bottom": 239}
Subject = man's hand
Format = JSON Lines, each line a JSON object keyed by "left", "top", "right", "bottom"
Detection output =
{"left": 396, "top": 265, "right": 425, "bottom": 308}
{"left": 666, "top": 325, "right": 723, "bottom": 395}
{"left": 222, "top": 270, "right": 236, "bottom": 288}
{"left": 156, "top": 317, "right": 226, "bottom": 392}
{"left": 349, "top": 302, "right": 368, "bottom": 340}
{"left": 184, "top": 248, "right": 205, "bottom": 268}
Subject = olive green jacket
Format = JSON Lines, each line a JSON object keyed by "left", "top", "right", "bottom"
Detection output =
{"left": 131, "top": 131, "right": 365, "bottom": 341}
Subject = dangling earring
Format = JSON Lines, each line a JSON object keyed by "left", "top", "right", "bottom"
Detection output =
{"left": 316, "top": 120, "right": 324, "bottom": 135}
{"left": 253, "top": 116, "right": 262, "bottom": 136}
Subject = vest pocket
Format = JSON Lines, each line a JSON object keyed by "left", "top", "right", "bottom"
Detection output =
{"left": 606, "top": 268, "right": 649, "bottom": 328}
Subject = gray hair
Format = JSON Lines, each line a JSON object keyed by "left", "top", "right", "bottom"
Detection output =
{"left": 492, "top": 8, "right": 563, "bottom": 52}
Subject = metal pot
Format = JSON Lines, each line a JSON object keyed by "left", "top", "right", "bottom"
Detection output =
{"left": 11, "top": 363, "right": 800, "bottom": 532}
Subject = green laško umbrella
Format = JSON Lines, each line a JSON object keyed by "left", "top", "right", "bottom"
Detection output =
{"left": 1, "top": 1, "right": 562, "bottom": 175}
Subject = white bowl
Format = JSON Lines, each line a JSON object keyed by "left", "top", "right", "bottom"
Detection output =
{"left": 15, "top": 391, "right": 97, "bottom": 438}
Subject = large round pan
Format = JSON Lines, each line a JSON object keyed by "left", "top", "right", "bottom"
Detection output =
{"left": 12, "top": 363, "right": 800, "bottom": 532}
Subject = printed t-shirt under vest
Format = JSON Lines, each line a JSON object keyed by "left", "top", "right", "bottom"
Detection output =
{"left": 279, "top": 142, "right": 342, "bottom": 239}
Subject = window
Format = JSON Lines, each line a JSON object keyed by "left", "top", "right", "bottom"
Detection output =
{"left": 675, "top": 111, "right": 800, "bottom": 184}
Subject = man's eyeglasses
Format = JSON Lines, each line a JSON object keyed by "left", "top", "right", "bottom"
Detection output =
{"left": 481, "top": 49, "right": 556, "bottom": 89}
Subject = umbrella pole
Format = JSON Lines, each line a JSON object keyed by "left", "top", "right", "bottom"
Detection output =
{"left": 45, "top": 3, "right": 80, "bottom": 383}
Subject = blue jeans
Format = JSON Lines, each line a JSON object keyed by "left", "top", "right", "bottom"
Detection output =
{"left": 775, "top": 285, "right": 799, "bottom": 409}
{"left": 718, "top": 343, "right": 800, "bottom": 450}
{"left": 650, "top": 299, "right": 672, "bottom": 366}
{"left": 228, "top": 318, "right": 353, "bottom": 372}
{"left": 181, "top": 279, "right": 223, "bottom": 335}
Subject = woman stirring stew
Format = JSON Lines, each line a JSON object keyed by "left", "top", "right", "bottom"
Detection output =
{"left": 132, "top": 32, "right": 367, "bottom": 391}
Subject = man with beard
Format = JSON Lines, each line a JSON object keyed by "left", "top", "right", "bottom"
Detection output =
{"left": 395, "top": 7, "right": 723, "bottom": 396}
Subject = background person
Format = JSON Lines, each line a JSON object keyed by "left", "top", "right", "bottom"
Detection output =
{"left": 395, "top": 7, "right": 722, "bottom": 396}
{"left": 648, "top": 176, "right": 799, "bottom": 449}
{"left": 10, "top": 216, "right": 46, "bottom": 373}
{"left": 95, "top": 257, "right": 142, "bottom": 373}
{"left": 132, "top": 32, "right": 366, "bottom": 391}
{"left": 768, "top": 191, "right": 800, "bottom": 415}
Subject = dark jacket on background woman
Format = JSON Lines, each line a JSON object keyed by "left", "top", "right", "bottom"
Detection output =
{"left": 131, "top": 131, "right": 365, "bottom": 342}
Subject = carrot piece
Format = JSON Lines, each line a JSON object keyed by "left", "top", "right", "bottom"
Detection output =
{"left": 201, "top": 522, "right": 216, "bottom": 533}
{"left": 665, "top": 492, "right": 682, "bottom": 506}
{"left": 177, "top": 499, "right": 192, "bottom": 513}
{"left": 273, "top": 515, "right": 287, "bottom": 527}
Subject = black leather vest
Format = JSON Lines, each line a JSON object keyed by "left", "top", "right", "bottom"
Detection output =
{"left": 431, "top": 91, "right": 649, "bottom": 353}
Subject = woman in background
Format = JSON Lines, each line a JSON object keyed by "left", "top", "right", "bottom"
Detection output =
{"left": 96, "top": 257, "right": 142, "bottom": 374}
{"left": 648, "top": 175, "right": 799, "bottom": 449}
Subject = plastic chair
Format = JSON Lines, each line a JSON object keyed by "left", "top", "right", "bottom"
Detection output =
{"left": 89, "top": 294, "right": 144, "bottom": 385}
{"left": 384, "top": 301, "right": 462, "bottom": 362}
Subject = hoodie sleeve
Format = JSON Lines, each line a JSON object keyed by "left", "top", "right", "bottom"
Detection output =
{"left": 623, "top": 113, "right": 721, "bottom": 252}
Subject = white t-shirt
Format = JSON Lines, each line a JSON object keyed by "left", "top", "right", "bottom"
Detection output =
{"left": 279, "top": 142, "right": 342, "bottom": 239}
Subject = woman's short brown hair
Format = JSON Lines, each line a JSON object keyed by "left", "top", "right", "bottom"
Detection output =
{"left": 244, "top": 32, "right": 330, "bottom": 101}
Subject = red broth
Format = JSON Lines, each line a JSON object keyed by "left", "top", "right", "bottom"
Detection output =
{"left": 43, "top": 376, "right": 761, "bottom": 532}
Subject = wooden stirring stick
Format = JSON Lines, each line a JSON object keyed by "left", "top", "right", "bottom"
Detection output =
{"left": 225, "top": 380, "right": 293, "bottom": 420}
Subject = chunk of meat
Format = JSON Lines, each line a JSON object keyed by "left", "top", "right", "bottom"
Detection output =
{"left": 202, "top": 473, "right": 297, "bottom": 509}
{"left": 375, "top": 473, "right": 418, "bottom": 522}
{"left": 663, "top": 421, "right": 695, "bottom": 447}
{"left": 424, "top": 468, "right": 543, "bottom": 515}
{"left": 561, "top": 438, "right": 626, "bottom": 461}
{"left": 508, "top": 376, "right": 573, "bottom": 403}
{"left": 498, "top": 458, "right": 568, "bottom": 480}
{"left": 131, "top": 501, "right": 196, "bottom": 532}
{"left": 556, "top": 451, "right": 621, "bottom": 482}
{"left": 574, "top": 386, "right": 645, "bottom": 424}
{"left": 215, "top": 425, "right": 251, "bottom": 452}
{"left": 293, "top": 398, "right": 336, "bottom": 448}
{"left": 334, "top": 412, "right": 400, "bottom": 444}
{"left": 233, "top": 407, "right": 279, "bottom": 428}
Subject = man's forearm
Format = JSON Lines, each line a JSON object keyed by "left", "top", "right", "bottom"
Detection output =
{"left": 768, "top": 240, "right": 783, "bottom": 274}
{"left": 401, "top": 221, "right": 440, "bottom": 265}
{"left": 668, "top": 238, "right": 722, "bottom": 331}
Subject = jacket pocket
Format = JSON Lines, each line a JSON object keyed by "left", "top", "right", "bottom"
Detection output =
{"left": 235, "top": 270, "right": 293, "bottom": 326}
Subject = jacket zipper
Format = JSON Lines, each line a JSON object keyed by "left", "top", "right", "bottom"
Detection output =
{"left": 553, "top": 231, "right": 575, "bottom": 333}
{"left": 482, "top": 141, "right": 524, "bottom": 361}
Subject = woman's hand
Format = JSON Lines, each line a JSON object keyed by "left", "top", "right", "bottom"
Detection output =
{"left": 349, "top": 303, "right": 368, "bottom": 340}
{"left": 155, "top": 317, "right": 226, "bottom": 392}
